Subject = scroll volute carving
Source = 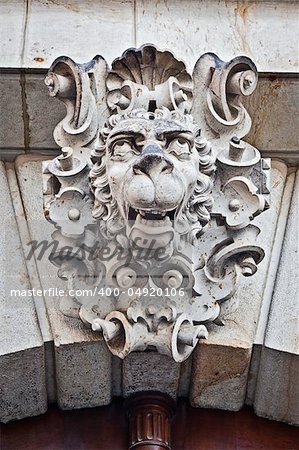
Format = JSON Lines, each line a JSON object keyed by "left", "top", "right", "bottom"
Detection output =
{"left": 45, "top": 55, "right": 109, "bottom": 148}
{"left": 192, "top": 53, "right": 258, "bottom": 148}
{"left": 43, "top": 45, "right": 270, "bottom": 362}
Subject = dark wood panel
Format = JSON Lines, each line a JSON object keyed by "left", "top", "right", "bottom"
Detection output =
{"left": 1, "top": 399, "right": 298, "bottom": 450}
{"left": 172, "top": 401, "right": 299, "bottom": 450}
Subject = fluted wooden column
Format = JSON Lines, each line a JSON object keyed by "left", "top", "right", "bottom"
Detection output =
{"left": 125, "top": 392, "right": 176, "bottom": 450}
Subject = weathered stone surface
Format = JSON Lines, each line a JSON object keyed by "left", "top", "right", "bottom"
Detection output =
{"left": 0, "top": 75, "right": 299, "bottom": 165}
{"left": 190, "top": 341, "right": 251, "bottom": 411}
{"left": 246, "top": 169, "right": 297, "bottom": 412}
{"left": 0, "top": 348, "right": 47, "bottom": 423}
{"left": 245, "top": 344, "right": 261, "bottom": 407}
{"left": 15, "top": 155, "right": 113, "bottom": 409}
{"left": 0, "top": 2, "right": 298, "bottom": 165}
{"left": 264, "top": 169, "right": 299, "bottom": 356}
{"left": 178, "top": 357, "right": 192, "bottom": 397}
{"left": 111, "top": 356, "right": 122, "bottom": 397}
{"left": 136, "top": 0, "right": 298, "bottom": 73}
{"left": 0, "top": 161, "right": 47, "bottom": 423}
{"left": 254, "top": 168, "right": 295, "bottom": 347}
{"left": 4, "top": 153, "right": 292, "bottom": 420}
{"left": 2, "top": 1, "right": 297, "bottom": 73}
{"left": 22, "top": 0, "right": 134, "bottom": 69}
{"left": 5, "top": 162, "right": 55, "bottom": 402}
{"left": 0, "top": 0, "right": 297, "bottom": 164}
{"left": 1, "top": 75, "right": 298, "bottom": 164}
{"left": 253, "top": 169, "right": 299, "bottom": 425}
{"left": 245, "top": 76, "right": 299, "bottom": 165}
{"left": 0, "top": 0, "right": 25, "bottom": 67}
{"left": 5, "top": 162, "right": 52, "bottom": 343}
{"left": 0, "top": 19, "right": 296, "bottom": 425}
{"left": 25, "top": 73, "right": 64, "bottom": 149}
{"left": 0, "top": 74, "right": 24, "bottom": 149}
{"left": 254, "top": 348, "right": 299, "bottom": 426}
{"left": 44, "top": 340, "right": 56, "bottom": 404}
{"left": 190, "top": 162, "right": 287, "bottom": 411}
{"left": 122, "top": 353, "right": 181, "bottom": 399}
{"left": 55, "top": 339, "right": 112, "bottom": 410}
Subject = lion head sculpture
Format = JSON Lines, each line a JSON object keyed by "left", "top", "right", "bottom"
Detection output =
{"left": 43, "top": 44, "right": 270, "bottom": 361}
{"left": 89, "top": 110, "right": 215, "bottom": 249}
{"left": 89, "top": 46, "right": 215, "bottom": 253}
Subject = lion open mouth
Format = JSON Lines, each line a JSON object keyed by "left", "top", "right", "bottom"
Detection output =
{"left": 127, "top": 206, "right": 177, "bottom": 250}
{"left": 128, "top": 207, "right": 176, "bottom": 225}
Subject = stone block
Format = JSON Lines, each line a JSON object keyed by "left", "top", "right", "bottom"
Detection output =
{"left": 0, "top": 74, "right": 24, "bottom": 149}
{"left": 15, "top": 155, "right": 113, "bottom": 409}
{"left": 1, "top": 0, "right": 298, "bottom": 74}
{"left": 0, "top": 149, "right": 26, "bottom": 162}
{"left": 23, "top": 0, "right": 134, "bottom": 69}
{"left": 5, "top": 162, "right": 52, "bottom": 343}
{"left": 0, "top": 1, "right": 25, "bottom": 67}
{"left": 253, "top": 169, "right": 299, "bottom": 425}
{"left": 254, "top": 348, "right": 299, "bottom": 426}
{"left": 122, "top": 352, "right": 181, "bottom": 399}
{"left": 136, "top": 0, "right": 298, "bottom": 73}
{"left": 1, "top": 72, "right": 298, "bottom": 164}
{"left": 0, "top": 348, "right": 46, "bottom": 423}
{"left": 190, "top": 340, "right": 251, "bottom": 411}
{"left": 264, "top": 169, "right": 299, "bottom": 356}
{"left": 25, "top": 73, "right": 64, "bottom": 149}
{"left": 190, "top": 162, "right": 287, "bottom": 411}
{"left": 254, "top": 168, "right": 295, "bottom": 347}
{"left": 245, "top": 344, "right": 261, "bottom": 406}
{"left": 55, "top": 339, "right": 112, "bottom": 410}
{"left": 245, "top": 77, "right": 299, "bottom": 164}
{"left": 0, "top": 161, "right": 47, "bottom": 422}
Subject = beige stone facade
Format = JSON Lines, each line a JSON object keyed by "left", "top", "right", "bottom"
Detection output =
{"left": 0, "top": 0, "right": 298, "bottom": 426}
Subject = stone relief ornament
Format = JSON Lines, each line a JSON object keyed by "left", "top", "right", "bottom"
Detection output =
{"left": 43, "top": 45, "right": 270, "bottom": 362}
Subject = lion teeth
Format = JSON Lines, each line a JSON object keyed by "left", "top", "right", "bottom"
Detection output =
{"left": 132, "top": 205, "right": 174, "bottom": 227}
{"left": 136, "top": 209, "right": 167, "bottom": 218}
{"left": 149, "top": 210, "right": 166, "bottom": 216}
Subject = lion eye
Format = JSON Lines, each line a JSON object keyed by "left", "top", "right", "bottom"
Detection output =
{"left": 167, "top": 137, "right": 191, "bottom": 159}
{"left": 177, "top": 137, "right": 188, "bottom": 145}
{"left": 111, "top": 141, "right": 134, "bottom": 160}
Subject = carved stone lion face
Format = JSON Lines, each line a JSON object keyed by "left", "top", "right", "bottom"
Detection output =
{"left": 90, "top": 109, "right": 215, "bottom": 249}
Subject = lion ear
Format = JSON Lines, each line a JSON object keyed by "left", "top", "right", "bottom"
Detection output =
{"left": 45, "top": 55, "right": 110, "bottom": 150}
{"left": 191, "top": 53, "right": 258, "bottom": 155}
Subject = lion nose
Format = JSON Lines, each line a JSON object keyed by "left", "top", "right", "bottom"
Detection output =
{"left": 133, "top": 144, "right": 174, "bottom": 179}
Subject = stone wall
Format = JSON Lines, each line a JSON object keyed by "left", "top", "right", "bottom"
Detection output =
{"left": 0, "top": 1, "right": 298, "bottom": 163}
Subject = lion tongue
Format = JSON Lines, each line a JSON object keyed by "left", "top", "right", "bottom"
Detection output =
{"left": 129, "top": 214, "right": 174, "bottom": 248}
{"left": 136, "top": 213, "right": 171, "bottom": 227}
